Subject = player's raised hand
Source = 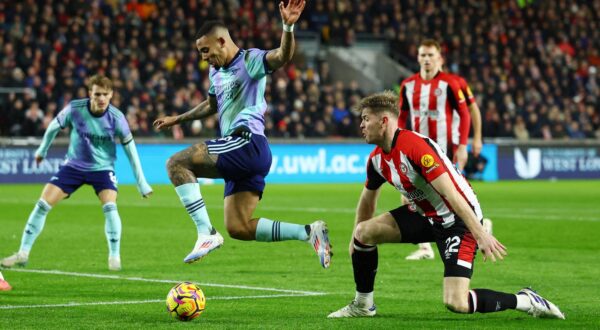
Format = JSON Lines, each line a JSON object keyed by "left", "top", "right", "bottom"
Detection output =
{"left": 35, "top": 154, "right": 44, "bottom": 165}
{"left": 153, "top": 116, "right": 179, "bottom": 130}
{"left": 279, "top": 0, "right": 306, "bottom": 25}
{"left": 477, "top": 232, "right": 507, "bottom": 262}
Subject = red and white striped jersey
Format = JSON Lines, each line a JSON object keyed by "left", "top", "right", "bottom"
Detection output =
{"left": 398, "top": 71, "right": 470, "bottom": 158}
{"left": 449, "top": 74, "right": 476, "bottom": 106}
{"left": 365, "top": 129, "right": 482, "bottom": 228}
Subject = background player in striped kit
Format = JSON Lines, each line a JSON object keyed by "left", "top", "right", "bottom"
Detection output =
{"left": 399, "top": 39, "right": 490, "bottom": 260}
{"left": 153, "top": 0, "right": 331, "bottom": 268}
{"left": 1, "top": 75, "right": 152, "bottom": 271}
{"left": 328, "top": 91, "right": 564, "bottom": 320}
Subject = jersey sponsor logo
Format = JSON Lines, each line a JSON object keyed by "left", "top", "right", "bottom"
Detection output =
{"left": 415, "top": 110, "right": 439, "bottom": 118}
{"left": 79, "top": 131, "right": 113, "bottom": 144}
{"left": 434, "top": 88, "right": 442, "bottom": 96}
{"left": 406, "top": 189, "right": 426, "bottom": 202}
{"left": 218, "top": 80, "right": 241, "bottom": 100}
{"left": 421, "top": 154, "right": 435, "bottom": 168}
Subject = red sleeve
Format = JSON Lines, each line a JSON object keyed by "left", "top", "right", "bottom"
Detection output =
{"left": 446, "top": 79, "right": 470, "bottom": 145}
{"left": 398, "top": 83, "right": 409, "bottom": 129}
{"left": 458, "top": 77, "right": 475, "bottom": 106}
{"left": 404, "top": 132, "right": 448, "bottom": 182}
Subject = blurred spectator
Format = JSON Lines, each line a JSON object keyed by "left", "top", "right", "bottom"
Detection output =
{"left": 1, "top": 0, "right": 598, "bottom": 141}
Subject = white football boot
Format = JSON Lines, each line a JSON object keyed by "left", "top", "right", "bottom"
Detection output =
{"left": 308, "top": 220, "right": 331, "bottom": 268}
{"left": 108, "top": 256, "right": 121, "bottom": 271}
{"left": 184, "top": 229, "right": 224, "bottom": 263}
{"left": 1, "top": 251, "right": 29, "bottom": 268}
{"left": 405, "top": 244, "right": 435, "bottom": 260}
{"left": 518, "top": 288, "right": 565, "bottom": 319}
{"left": 328, "top": 301, "right": 377, "bottom": 318}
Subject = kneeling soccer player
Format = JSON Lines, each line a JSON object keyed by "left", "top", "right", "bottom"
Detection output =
{"left": 328, "top": 91, "right": 564, "bottom": 320}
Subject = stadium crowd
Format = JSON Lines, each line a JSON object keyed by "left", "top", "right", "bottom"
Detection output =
{"left": 1, "top": 0, "right": 598, "bottom": 140}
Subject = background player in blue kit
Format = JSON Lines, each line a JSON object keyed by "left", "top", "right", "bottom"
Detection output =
{"left": 1, "top": 75, "right": 152, "bottom": 271}
{"left": 153, "top": 0, "right": 331, "bottom": 268}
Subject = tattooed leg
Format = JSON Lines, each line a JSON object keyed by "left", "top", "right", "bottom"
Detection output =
{"left": 166, "top": 143, "right": 220, "bottom": 186}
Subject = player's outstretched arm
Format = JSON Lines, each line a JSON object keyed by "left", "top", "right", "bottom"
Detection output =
{"left": 153, "top": 98, "right": 216, "bottom": 130}
{"left": 123, "top": 139, "right": 153, "bottom": 198}
{"left": 265, "top": 0, "right": 306, "bottom": 71}
{"left": 34, "top": 118, "right": 62, "bottom": 164}
{"left": 430, "top": 173, "right": 506, "bottom": 262}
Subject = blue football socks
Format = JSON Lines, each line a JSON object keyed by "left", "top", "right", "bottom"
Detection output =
{"left": 175, "top": 183, "right": 213, "bottom": 235}
{"left": 255, "top": 218, "right": 309, "bottom": 242}
{"left": 19, "top": 199, "right": 52, "bottom": 253}
{"left": 103, "top": 202, "right": 122, "bottom": 258}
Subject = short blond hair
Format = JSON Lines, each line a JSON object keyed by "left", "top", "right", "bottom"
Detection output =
{"left": 356, "top": 91, "right": 398, "bottom": 116}
{"left": 87, "top": 75, "right": 113, "bottom": 91}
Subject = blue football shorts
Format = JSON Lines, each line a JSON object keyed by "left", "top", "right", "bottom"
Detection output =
{"left": 205, "top": 131, "right": 272, "bottom": 199}
{"left": 49, "top": 165, "right": 118, "bottom": 195}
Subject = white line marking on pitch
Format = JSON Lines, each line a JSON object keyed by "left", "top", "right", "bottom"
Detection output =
{"left": 5, "top": 268, "right": 326, "bottom": 295}
{"left": 0, "top": 294, "right": 316, "bottom": 310}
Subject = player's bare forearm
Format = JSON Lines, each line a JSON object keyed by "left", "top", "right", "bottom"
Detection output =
{"left": 177, "top": 99, "right": 216, "bottom": 123}
{"left": 469, "top": 103, "right": 482, "bottom": 141}
{"left": 469, "top": 103, "right": 483, "bottom": 155}
{"left": 266, "top": 32, "right": 295, "bottom": 71}
{"left": 265, "top": 0, "right": 305, "bottom": 70}
{"left": 153, "top": 99, "right": 215, "bottom": 130}
{"left": 431, "top": 174, "right": 485, "bottom": 238}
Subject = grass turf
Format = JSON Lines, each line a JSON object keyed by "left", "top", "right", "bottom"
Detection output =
{"left": 1, "top": 181, "right": 599, "bottom": 329}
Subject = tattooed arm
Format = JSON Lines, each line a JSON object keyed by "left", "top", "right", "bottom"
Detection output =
{"left": 153, "top": 96, "right": 217, "bottom": 129}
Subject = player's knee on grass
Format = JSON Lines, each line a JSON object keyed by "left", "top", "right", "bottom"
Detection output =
{"left": 444, "top": 296, "right": 470, "bottom": 314}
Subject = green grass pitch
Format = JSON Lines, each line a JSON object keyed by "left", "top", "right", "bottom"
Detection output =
{"left": 1, "top": 181, "right": 599, "bottom": 329}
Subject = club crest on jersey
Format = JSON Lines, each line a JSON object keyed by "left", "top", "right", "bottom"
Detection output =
{"left": 434, "top": 88, "right": 442, "bottom": 96}
{"left": 421, "top": 154, "right": 435, "bottom": 167}
{"left": 400, "top": 163, "right": 408, "bottom": 174}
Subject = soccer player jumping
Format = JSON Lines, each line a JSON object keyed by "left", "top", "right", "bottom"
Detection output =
{"left": 328, "top": 91, "right": 564, "bottom": 319}
{"left": 153, "top": 0, "right": 331, "bottom": 268}
{"left": 1, "top": 75, "right": 152, "bottom": 271}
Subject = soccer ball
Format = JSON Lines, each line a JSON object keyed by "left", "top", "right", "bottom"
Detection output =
{"left": 166, "top": 282, "right": 206, "bottom": 321}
